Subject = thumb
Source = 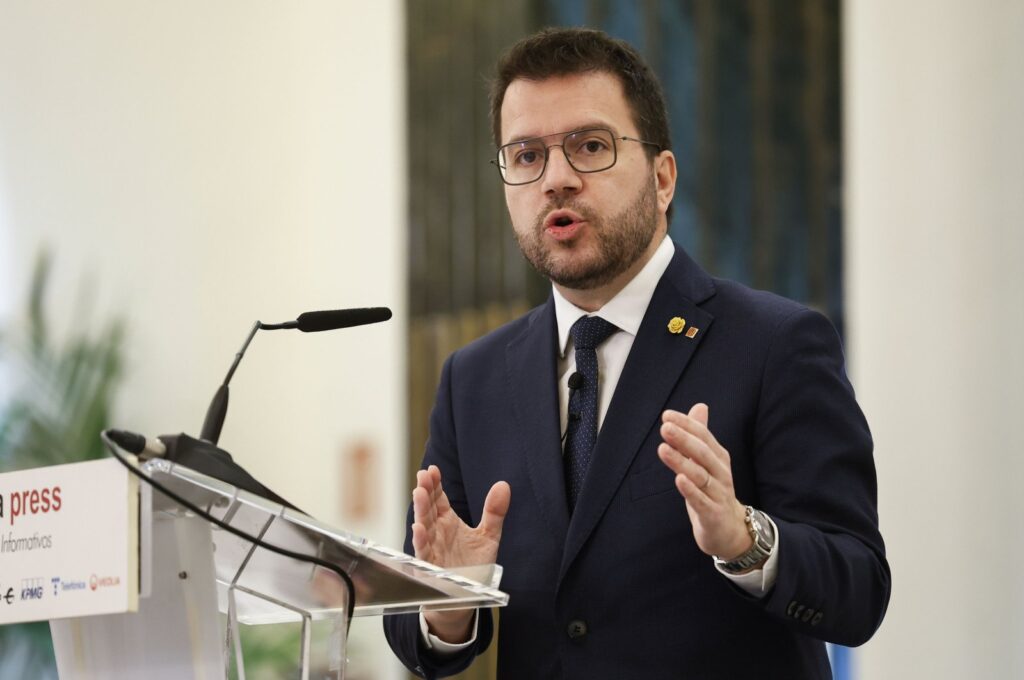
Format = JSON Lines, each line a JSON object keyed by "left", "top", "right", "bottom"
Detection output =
{"left": 478, "top": 481, "right": 511, "bottom": 538}
{"left": 688, "top": 402, "right": 709, "bottom": 426}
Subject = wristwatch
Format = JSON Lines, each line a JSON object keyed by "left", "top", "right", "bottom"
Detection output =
{"left": 714, "top": 506, "right": 776, "bottom": 574}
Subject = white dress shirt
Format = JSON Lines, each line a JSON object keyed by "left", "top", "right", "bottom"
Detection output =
{"left": 422, "top": 235, "right": 778, "bottom": 652}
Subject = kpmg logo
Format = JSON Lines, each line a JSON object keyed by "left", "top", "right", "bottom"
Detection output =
{"left": 20, "top": 577, "right": 44, "bottom": 601}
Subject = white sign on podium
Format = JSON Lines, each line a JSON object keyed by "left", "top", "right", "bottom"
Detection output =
{"left": 0, "top": 458, "right": 139, "bottom": 625}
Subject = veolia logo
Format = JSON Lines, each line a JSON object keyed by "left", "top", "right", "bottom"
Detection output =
{"left": 89, "top": 574, "right": 121, "bottom": 591}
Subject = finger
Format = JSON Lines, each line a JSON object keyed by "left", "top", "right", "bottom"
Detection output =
{"left": 663, "top": 407, "right": 730, "bottom": 465}
{"left": 478, "top": 481, "right": 511, "bottom": 539}
{"left": 658, "top": 443, "right": 715, "bottom": 495}
{"left": 659, "top": 421, "right": 726, "bottom": 479}
{"left": 688, "top": 402, "right": 709, "bottom": 426}
{"left": 414, "top": 472, "right": 439, "bottom": 527}
{"left": 684, "top": 404, "right": 729, "bottom": 463}
{"left": 412, "top": 486, "right": 438, "bottom": 549}
{"left": 673, "top": 470, "right": 714, "bottom": 510}
{"left": 411, "top": 521, "right": 431, "bottom": 561}
{"left": 656, "top": 440, "right": 689, "bottom": 474}
{"left": 412, "top": 485, "right": 429, "bottom": 523}
{"left": 427, "top": 465, "right": 453, "bottom": 515}
{"left": 416, "top": 468, "right": 435, "bottom": 501}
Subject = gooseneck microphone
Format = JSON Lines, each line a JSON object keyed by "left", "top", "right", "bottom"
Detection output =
{"left": 198, "top": 307, "right": 392, "bottom": 444}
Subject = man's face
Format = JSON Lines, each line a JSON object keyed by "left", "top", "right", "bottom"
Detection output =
{"left": 499, "top": 71, "right": 671, "bottom": 291}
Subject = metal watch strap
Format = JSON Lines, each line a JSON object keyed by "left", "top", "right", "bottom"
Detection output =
{"left": 714, "top": 506, "right": 775, "bottom": 574}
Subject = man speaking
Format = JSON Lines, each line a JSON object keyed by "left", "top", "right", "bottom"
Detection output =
{"left": 385, "top": 27, "right": 889, "bottom": 679}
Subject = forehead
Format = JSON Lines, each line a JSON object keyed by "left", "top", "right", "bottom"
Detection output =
{"left": 499, "top": 71, "right": 635, "bottom": 145}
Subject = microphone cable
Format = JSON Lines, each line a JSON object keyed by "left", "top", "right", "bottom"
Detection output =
{"left": 101, "top": 430, "right": 356, "bottom": 632}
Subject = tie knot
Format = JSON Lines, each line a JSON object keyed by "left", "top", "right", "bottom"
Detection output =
{"left": 570, "top": 315, "right": 618, "bottom": 351}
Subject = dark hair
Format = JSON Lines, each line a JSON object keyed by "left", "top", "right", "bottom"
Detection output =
{"left": 490, "top": 27, "right": 672, "bottom": 158}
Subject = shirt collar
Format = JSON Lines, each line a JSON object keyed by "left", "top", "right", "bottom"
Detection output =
{"left": 553, "top": 235, "right": 675, "bottom": 357}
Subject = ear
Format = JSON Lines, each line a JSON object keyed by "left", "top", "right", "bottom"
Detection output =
{"left": 653, "top": 150, "right": 677, "bottom": 216}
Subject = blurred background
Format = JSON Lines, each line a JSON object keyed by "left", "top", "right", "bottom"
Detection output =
{"left": 1, "top": 1, "right": 1022, "bottom": 679}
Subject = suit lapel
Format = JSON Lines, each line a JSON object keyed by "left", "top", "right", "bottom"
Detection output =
{"left": 505, "top": 300, "right": 570, "bottom": 542}
{"left": 559, "top": 245, "right": 716, "bottom": 583}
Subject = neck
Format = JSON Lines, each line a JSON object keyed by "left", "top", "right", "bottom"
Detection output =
{"left": 555, "top": 229, "right": 667, "bottom": 313}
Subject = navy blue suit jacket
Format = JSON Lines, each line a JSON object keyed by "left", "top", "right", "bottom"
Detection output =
{"left": 385, "top": 243, "right": 890, "bottom": 679}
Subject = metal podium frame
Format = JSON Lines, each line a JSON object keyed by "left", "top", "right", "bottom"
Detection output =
{"left": 49, "top": 456, "right": 508, "bottom": 679}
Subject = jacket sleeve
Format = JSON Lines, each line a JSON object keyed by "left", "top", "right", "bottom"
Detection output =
{"left": 750, "top": 307, "right": 891, "bottom": 646}
{"left": 382, "top": 353, "right": 495, "bottom": 678}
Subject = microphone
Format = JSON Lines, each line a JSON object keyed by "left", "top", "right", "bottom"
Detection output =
{"left": 106, "top": 429, "right": 167, "bottom": 460}
{"left": 562, "top": 372, "right": 585, "bottom": 444}
{"left": 198, "top": 306, "right": 392, "bottom": 444}
{"left": 296, "top": 308, "right": 392, "bottom": 332}
{"left": 567, "top": 372, "right": 584, "bottom": 422}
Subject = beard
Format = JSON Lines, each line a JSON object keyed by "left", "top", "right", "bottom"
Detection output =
{"left": 513, "top": 176, "right": 659, "bottom": 290}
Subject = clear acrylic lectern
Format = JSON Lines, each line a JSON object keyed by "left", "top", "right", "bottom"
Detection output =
{"left": 49, "top": 454, "right": 508, "bottom": 680}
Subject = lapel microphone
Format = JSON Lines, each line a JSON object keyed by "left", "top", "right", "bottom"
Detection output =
{"left": 561, "top": 371, "right": 585, "bottom": 444}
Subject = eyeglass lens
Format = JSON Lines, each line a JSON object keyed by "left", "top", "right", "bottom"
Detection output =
{"left": 498, "top": 129, "right": 617, "bottom": 184}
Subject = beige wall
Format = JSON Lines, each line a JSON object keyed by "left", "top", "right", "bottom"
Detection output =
{"left": 845, "top": 1, "right": 1024, "bottom": 677}
{"left": 0, "top": 3, "right": 406, "bottom": 678}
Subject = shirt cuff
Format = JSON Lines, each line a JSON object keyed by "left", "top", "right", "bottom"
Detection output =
{"left": 419, "top": 610, "right": 479, "bottom": 654}
{"left": 714, "top": 514, "right": 780, "bottom": 597}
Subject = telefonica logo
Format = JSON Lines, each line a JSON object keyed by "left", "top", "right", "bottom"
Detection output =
{"left": 89, "top": 574, "right": 120, "bottom": 591}
{"left": 51, "top": 577, "right": 87, "bottom": 596}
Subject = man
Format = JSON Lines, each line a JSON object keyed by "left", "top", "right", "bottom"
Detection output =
{"left": 385, "top": 27, "right": 889, "bottom": 679}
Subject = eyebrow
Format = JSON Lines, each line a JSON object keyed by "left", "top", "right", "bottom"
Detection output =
{"left": 504, "top": 122, "right": 620, "bottom": 146}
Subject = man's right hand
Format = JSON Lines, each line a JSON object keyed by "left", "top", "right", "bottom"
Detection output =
{"left": 412, "top": 465, "right": 511, "bottom": 644}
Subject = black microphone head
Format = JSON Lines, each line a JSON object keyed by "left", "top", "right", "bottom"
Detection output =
{"left": 296, "top": 307, "right": 392, "bottom": 332}
{"left": 567, "top": 372, "right": 584, "bottom": 390}
{"left": 107, "top": 429, "right": 147, "bottom": 455}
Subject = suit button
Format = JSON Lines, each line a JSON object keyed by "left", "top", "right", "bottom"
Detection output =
{"left": 567, "top": 619, "right": 588, "bottom": 640}
{"left": 811, "top": 612, "right": 824, "bottom": 626}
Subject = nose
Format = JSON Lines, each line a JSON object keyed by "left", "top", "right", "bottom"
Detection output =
{"left": 540, "top": 145, "right": 582, "bottom": 195}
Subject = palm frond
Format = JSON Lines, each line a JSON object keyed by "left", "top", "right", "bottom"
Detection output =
{"left": 0, "top": 249, "right": 126, "bottom": 674}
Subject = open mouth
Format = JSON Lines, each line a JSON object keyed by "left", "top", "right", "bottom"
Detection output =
{"left": 544, "top": 209, "right": 585, "bottom": 233}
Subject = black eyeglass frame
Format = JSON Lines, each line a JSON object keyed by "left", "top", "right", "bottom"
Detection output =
{"left": 490, "top": 127, "right": 662, "bottom": 186}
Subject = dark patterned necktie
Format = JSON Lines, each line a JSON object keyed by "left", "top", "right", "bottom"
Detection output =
{"left": 564, "top": 315, "right": 619, "bottom": 511}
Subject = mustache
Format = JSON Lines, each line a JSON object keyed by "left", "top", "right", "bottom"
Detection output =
{"left": 533, "top": 198, "right": 597, "bottom": 228}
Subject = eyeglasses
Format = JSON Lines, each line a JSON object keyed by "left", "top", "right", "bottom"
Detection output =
{"left": 492, "top": 127, "right": 661, "bottom": 186}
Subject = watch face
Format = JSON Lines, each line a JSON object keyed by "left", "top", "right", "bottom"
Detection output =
{"left": 752, "top": 511, "right": 775, "bottom": 545}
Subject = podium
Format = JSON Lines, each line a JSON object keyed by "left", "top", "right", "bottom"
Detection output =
{"left": 0, "top": 453, "right": 507, "bottom": 679}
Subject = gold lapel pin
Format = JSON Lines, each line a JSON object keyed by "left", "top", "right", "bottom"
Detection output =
{"left": 685, "top": 327, "right": 699, "bottom": 339}
{"left": 667, "top": 317, "right": 686, "bottom": 334}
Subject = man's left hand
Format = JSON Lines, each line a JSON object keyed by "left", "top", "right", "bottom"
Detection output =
{"left": 658, "top": 404, "right": 752, "bottom": 560}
